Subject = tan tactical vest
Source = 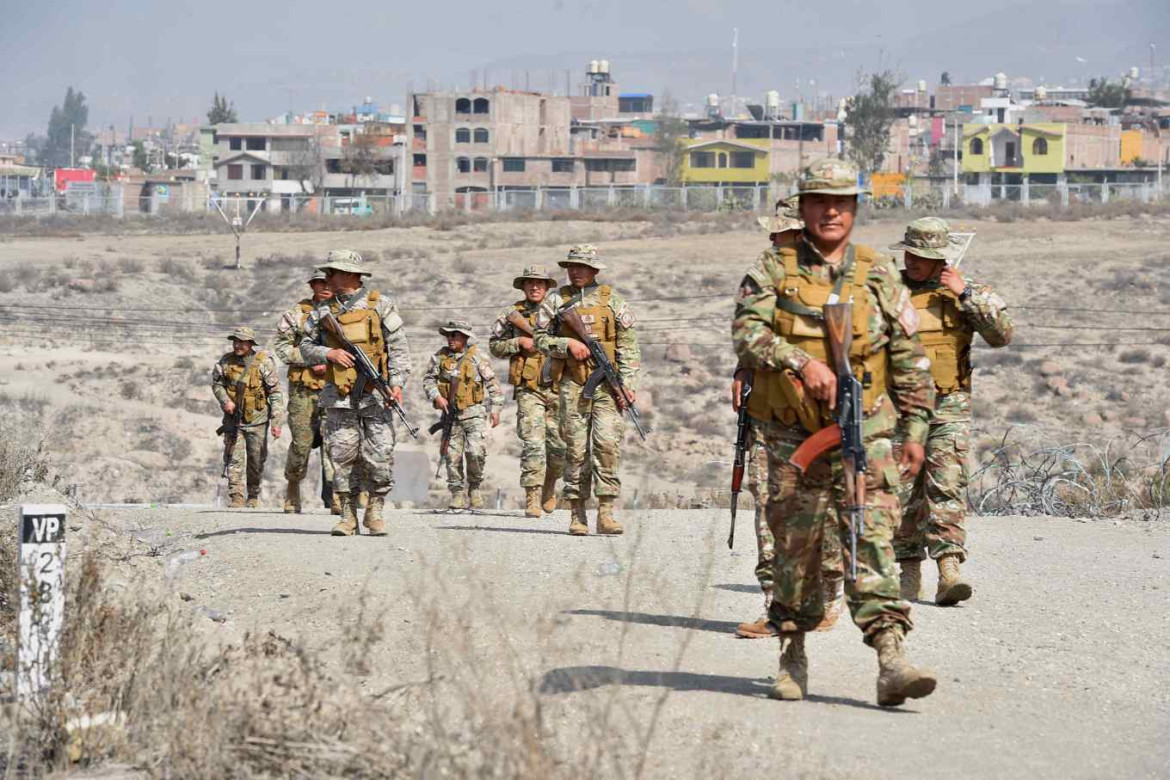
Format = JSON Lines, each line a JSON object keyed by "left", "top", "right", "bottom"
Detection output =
{"left": 221, "top": 351, "right": 270, "bottom": 425}
{"left": 911, "top": 287, "right": 972, "bottom": 394}
{"left": 324, "top": 290, "right": 387, "bottom": 398}
{"left": 287, "top": 300, "right": 327, "bottom": 391}
{"left": 747, "top": 245, "right": 890, "bottom": 430}
{"left": 438, "top": 345, "right": 485, "bottom": 411}
{"left": 550, "top": 284, "right": 617, "bottom": 385}
{"left": 506, "top": 302, "right": 546, "bottom": 392}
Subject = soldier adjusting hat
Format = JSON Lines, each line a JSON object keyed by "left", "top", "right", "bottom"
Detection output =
{"left": 307, "top": 268, "right": 328, "bottom": 283}
{"left": 228, "top": 326, "right": 258, "bottom": 344}
{"left": 757, "top": 196, "right": 804, "bottom": 233}
{"left": 316, "top": 249, "right": 372, "bottom": 277}
{"left": 797, "top": 158, "right": 870, "bottom": 197}
{"left": 558, "top": 243, "right": 606, "bottom": 270}
{"left": 513, "top": 264, "right": 557, "bottom": 290}
{"left": 438, "top": 320, "right": 475, "bottom": 338}
{"left": 889, "top": 217, "right": 963, "bottom": 262}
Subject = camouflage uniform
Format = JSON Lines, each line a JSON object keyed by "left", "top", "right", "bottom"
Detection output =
{"left": 211, "top": 327, "right": 285, "bottom": 505}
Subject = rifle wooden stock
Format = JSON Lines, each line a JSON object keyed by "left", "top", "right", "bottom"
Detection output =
{"left": 822, "top": 303, "right": 853, "bottom": 376}
{"left": 788, "top": 423, "right": 842, "bottom": 473}
{"left": 505, "top": 310, "right": 535, "bottom": 337}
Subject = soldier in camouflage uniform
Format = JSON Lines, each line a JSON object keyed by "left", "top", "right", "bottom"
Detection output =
{"left": 423, "top": 321, "right": 505, "bottom": 510}
{"left": 534, "top": 245, "right": 640, "bottom": 537}
{"left": 735, "top": 199, "right": 846, "bottom": 639}
{"left": 489, "top": 265, "right": 566, "bottom": 517}
{"left": 299, "top": 250, "right": 412, "bottom": 537}
{"left": 273, "top": 269, "right": 334, "bottom": 514}
{"left": 732, "top": 159, "right": 938, "bottom": 707}
{"left": 211, "top": 326, "right": 284, "bottom": 508}
{"left": 889, "top": 218, "right": 1013, "bottom": 606}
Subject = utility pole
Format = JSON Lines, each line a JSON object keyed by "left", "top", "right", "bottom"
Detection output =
{"left": 70, "top": 124, "right": 75, "bottom": 167}
{"left": 952, "top": 116, "right": 960, "bottom": 195}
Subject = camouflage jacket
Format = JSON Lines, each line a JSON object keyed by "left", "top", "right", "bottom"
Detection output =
{"left": 532, "top": 282, "right": 641, "bottom": 391}
{"left": 732, "top": 237, "right": 935, "bottom": 445}
{"left": 273, "top": 298, "right": 317, "bottom": 367}
{"left": 422, "top": 346, "right": 506, "bottom": 420}
{"left": 299, "top": 286, "right": 413, "bottom": 410}
{"left": 210, "top": 350, "right": 285, "bottom": 428}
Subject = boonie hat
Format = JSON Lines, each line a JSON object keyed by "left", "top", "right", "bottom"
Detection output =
{"left": 438, "top": 320, "right": 475, "bottom": 338}
{"left": 757, "top": 196, "right": 804, "bottom": 233}
{"left": 228, "top": 326, "right": 258, "bottom": 344}
{"left": 888, "top": 217, "right": 963, "bottom": 262}
{"left": 513, "top": 264, "right": 557, "bottom": 290}
{"left": 307, "top": 268, "right": 328, "bottom": 283}
{"left": 797, "top": 158, "right": 870, "bottom": 197}
{"left": 316, "top": 249, "right": 372, "bottom": 276}
{"left": 558, "top": 244, "right": 606, "bottom": 271}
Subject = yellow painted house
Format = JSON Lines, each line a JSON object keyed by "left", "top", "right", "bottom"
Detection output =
{"left": 680, "top": 138, "right": 770, "bottom": 184}
{"left": 962, "top": 123, "right": 1065, "bottom": 174}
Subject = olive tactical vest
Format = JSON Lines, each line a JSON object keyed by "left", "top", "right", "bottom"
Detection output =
{"left": 324, "top": 290, "right": 387, "bottom": 398}
{"left": 506, "top": 302, "right": 546, "bottom": 392}
{"left": 288, "top": 300, "right": 328, "bottom": 391}
{"left": 910, "top": 286, "right": 972, "bottom": 394}
{"left": 221, "top": 351, "right": 270, "bottom": 425}
{"left": 551, "top": 284, "right": 617, "bottom": 385}
{"left": 437, "top": 345, "right": 485, "bottom": 411}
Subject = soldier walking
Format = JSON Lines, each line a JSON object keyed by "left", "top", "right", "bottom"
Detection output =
{"left": 534, "top": 245, "right": 640, "bottom": 537}
{"left": 489, "top": 265, "right": 566, "bottom": 517}
{"left": 732, "top": 159, "right": 937, "bottom": 707}
{"left": 273, "top": 269, "right": 334, "bottom": 514}
{"left": 212, "top": 326, "right": 284, "bottom": 508}
{"left": 889, "top": 218, "right": 1013, "bottom": 605}
{"left": 298, "top": 250, "right": 412, "bottom": 537}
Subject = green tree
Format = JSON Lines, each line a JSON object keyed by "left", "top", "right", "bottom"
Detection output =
{"left": 843, "top": 70, "right": 900, "bottom": 178}
{"left": 43, "top": 87, "right": 93, "bottom": 168}
{"left": 207, "top": 92, "right": 238, "bottom": 125}
{"left": 652, "top": 91, "right": 688, "bottom": 186}
{"left": 1087, "top": 78, "right": 1130, "bottom": 108}
{"left": 940, "top": 71, "right": 952, "bottom": 86}
{"left": 131, "top": 140, "right": 151, "bottom": 172}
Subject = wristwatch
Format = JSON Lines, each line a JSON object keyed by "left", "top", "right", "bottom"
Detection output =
{"left": 958, "top": 287, "right": 973, "bottom": 303}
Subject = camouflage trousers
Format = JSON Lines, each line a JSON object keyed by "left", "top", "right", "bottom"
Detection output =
{"left": 757, "top": 418, "right": 912, "bottom": 643}
{"left": 227, "top": 424, "right": 268, "bottom": 501}
{"left": 325, "top": 402, "right": 395, "bottom": 497}
{"left": 894, "top": 420, "right": 970, "bottom": 562}
{"left": 284, "top": 383, "right": 333, "bottom": 485}
{"left": 746, "top": 436, "right": 843, "bottom": 604}
{"left": 515, "top": 386, "right": 565, "bottom": 488}
{"left": 445, "top": 413, "right": 487, "bottom": 492}
{"left": 558, "top": 380, "right": 623, "bottom": 500}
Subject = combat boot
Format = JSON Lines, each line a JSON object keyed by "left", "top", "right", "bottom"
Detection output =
{"left": 228, "top": 495, "right": 246, "bottom": 509}
{"left": 331, "top": 493, "right": 358, "bottom": 537}
{"left": 358, "top": 490, "right": 369, "bottom": 509}
{"left": 541, "top": 470, "right": 559, "bottom": 514}
{"left": 568, "top": 500, "right": 589, "bottom": 536}
{"left": 936, "top": 554, "right": 972, "bottom": 606}
{"left": 768, "top": 632, "right": 808, "bottom": 701}
{"left": 873, "top": 625, "right": 937, "bottom": 707}
{"left": 469, "top": 488, "right": 485, "bottom": 510}
{"left": 524, "top": 487, "right": 542, "bottom": 518}
{"left": 736, "top": 614, "right": 778, "bottom": 639}
{"left": 330, "top": 493, "right": 342, "bottom": 515}
{"left": 449, "top": 491, "right": 467, "bottom": 511}
{"left": 596, "top": 497, "right": 623, "bottom": 535}
{"left": 363, "top": 495, "right": 388, "bottom": 536}
{"left": 283, "top": 480, "right": 301, "bottom": 514}
{"left": 245, "top": 496, "right": 260, "bottom": 509}
{"left": 899, "top": 559, "right": 923, "bottom": 602}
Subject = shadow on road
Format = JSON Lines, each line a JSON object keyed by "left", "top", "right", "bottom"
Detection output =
{"left": 564, "top": 609, "right": 738, "bottom": 634}
{"left": 195, "top": 527, "right": 332, "bottom": 539}
{"left": 712, "top": 583, "right": 760, "bottom": 594}
{"left": 437, "top": 525, "right": 566, "bottom": 537}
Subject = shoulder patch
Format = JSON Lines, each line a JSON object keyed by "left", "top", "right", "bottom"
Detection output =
{"left": 896, "top": 287, "right": 920, "bottom": 337}
{"left": 616, "top": 301, "right": 636, "bottom": 329}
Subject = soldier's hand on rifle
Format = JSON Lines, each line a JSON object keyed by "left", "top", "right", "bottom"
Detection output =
{"left": 732, "top": 369, "right": 748, "bottom": 412}
{"left": 801, "top": 360, "right": 838, "bottom": 408}
{"left": 940, "top": 267, "right": 966, "bottom": 296}
{"left": 271, "top": 425, "right": 282, "bottom": 439}
{"left": 326, "top": 348, "right": 355, "bottom": 368}
{"left": 899, "top": 441, "right": 926, "bottom": 478}
{"left": 223, "top": 400, "right": 236, "bottom": 414}
{"left": 566, "top": 339, "right": 591, "bottom": 361}
{"left": 618, "top": 388, "right": 635, "bottom": 410}
{"left": 490, "top": 411, "right": 501, "bottom": 428}
{"left": 434, "top": 396, "right": 449, "bottom": 412}
{"left": 389, "top": 386, "right": 403, "bottom": 405}
{"left": 517, "top": 336, "right": 535, "bottom": 354}
{"left": 310, "top": 363, "right": 328, "bottom": 375}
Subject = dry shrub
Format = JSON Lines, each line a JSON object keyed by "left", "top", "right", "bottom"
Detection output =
{"left": 0, "top": 395, "right": 51, "bottom": 502}
{"left": 157, "top": 256, "right": 196, "bottom": 281}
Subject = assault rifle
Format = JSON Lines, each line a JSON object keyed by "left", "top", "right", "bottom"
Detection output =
{"left": 215, "top": 354, "right": 253, "bottom": 478}
{"left": 312, "top": 415, "right": 332, "bottom": 509}
{"left": 788, "top": 303, "right": 867, "bottom": 582}
{"left": 505, "top": 310, "right": 554, "bottom": 385}
{"left": 557, "top": 304, "right": 648, "bottom": 441}
{"left": 317, "top": 311, "right": 419, "bottom": 439}
{"left": 428, "top": 351, "right": 470, "bottom": 478}
{"left": 728, "top": 371, "right": 753, "bottom": 550}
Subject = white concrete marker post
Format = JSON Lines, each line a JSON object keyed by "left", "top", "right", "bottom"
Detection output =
{"left": 16, "top": 504, "right": 67, "bottom": 701}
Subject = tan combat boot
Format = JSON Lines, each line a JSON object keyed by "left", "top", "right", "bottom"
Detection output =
{"left": 596, "top": 497, "right": 623, "bottom": 535}
{"left": 245, "top": 496, "right": 260, "bottom": 509}
{"left": 330, "top": 492, "right": 342, "bottom": 515}
{"left": 936, "top": 554, "right": 972, "bottom": 606}
{"left": 283, "top": 480, "right": 301, "bottom": 514}
{"left": 568, "top": 500, "right": 589, "bottom": 536}
{"left": 768, "top": 632, "right": 808, "bottom": 701}
{"left": 449, "top": 491, "right": 467, "bottom": 511}
{"left": 363, "top": 495, "right": 388, "bottom": 536}
{"left": 468, "top": 488, "right": 485, "bottom": 510}
{"left": 227, "top": 496, "right": 245, "bottom": 509}
{"left": 873, "top": 625, "right": 937, "bottom": 707}
{"left": 331, "top": 493, "right": 358, "bottom": 536}
{"left": 524, "top": 487, "right": 542, "bottom": 518}
{"left": 358, "top": 490, "right": 369, "bottom": 509}
{"left": 899, "top": 559, "right": 923, "bottom": 602}
{"left": 541, "top": 470, "right": 559, "bottom": 514}
{"left": 736, "top": 614, "right": 778, "bottom": 639}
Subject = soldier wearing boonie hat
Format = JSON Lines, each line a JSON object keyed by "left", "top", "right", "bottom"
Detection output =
{"left": 890, "top": 217, "right": 1013, "bottom": 608}
{"left": 757, "top": 197, "right": 804, "bottom": 235}
{"left": 424, "top": 321, "right": 505, "bottom": 510}
{"left": 211, "top": 325, "right": 284, "bottom": 508}
{"left": 274, "top": 266, "right": 338, "bottom": 515}
{"left": 490, "top": 264, "right": 566, "bottom": 518}
{"left": 533, "top": 244, "right": 641, "bottom": 537}
{"left": 299, "top": 249, "right": 413, "bottom": 538}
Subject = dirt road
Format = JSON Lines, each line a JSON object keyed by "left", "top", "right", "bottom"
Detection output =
{"left": 97, "top": 504, "right": 1169, "bottom": 778}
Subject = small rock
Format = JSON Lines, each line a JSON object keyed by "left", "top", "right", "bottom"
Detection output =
{"left": 1081, "top": 412, "right": 1104, "bottom": 426}
{"left": 663, "top": 343, "right": 692, "bottom": 363}
{"left": 197, "top": 607, "right": 226, "bottom": 623}
{"left": 179, "top": 592, "right": 194, "bottom": 602}
{"left": 1122, "top": 417, "right": 1145, "bottom": 429}
{"left": 1046, "top": 377, "right": 1071, "bottom": 396}
{"left": 1120, "top": 391, "right": 1132, "bottom": 403}
{"left": 1038, "top": 360, "right": 1062, "bottom": 377}
{"left": 1033, "top": 536, "right": 1044, "bottom": 541}
{"left": 279, "top": 593, "right": 290, "bottom": 599}
{"left": 1152, "top": 553, "right": 1160, "bottom": 559}
{"left": 67, "top": 278, "right": 97, "bottom": 293}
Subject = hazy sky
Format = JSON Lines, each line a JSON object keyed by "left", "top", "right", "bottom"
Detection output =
{"left": 1, "top": 0, "right": 1166, "bottom": 138}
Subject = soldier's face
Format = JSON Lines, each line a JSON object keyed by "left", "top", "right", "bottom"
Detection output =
{"left": 522, "top": 279, "right": 549, "bottom": 303}
{"left": 799, "top": 194, "right": 856, "bottom": 245}
{"left": 564, "top": 263, "right": 598, "bottom": 288}
{"left": 904, "top": 253, "right": 944, "bottom": 282}
{"left": 446, "top": 333, "right": 468, "bottom": 352}
{"left": 232, "top": 339, "right": 253, "bottom": 356}
{"left": 327, "top": 270, "right": 361, "bottom": 293}
{"left": 309, "top": 280, "right": 332, "bottom": 302}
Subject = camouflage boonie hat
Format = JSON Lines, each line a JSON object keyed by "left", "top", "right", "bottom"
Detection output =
{"left": 307, "top": 268, "right": 328, "bottom": 283}
{"left": 228, "top": 326, "right": 258, "bottom": 344}
{"left": 757, "top": 196, "right": 804, "bottom": 233}
{"left": 558, "top": 244, "right": 606, "bottom": 271}
{"left": 797, "top": 158, "right": 869, "bottom": 197}
{"left": 889, "top": 217, "right": 963, "bottom": 262}
{"left": 512, "top": 264, "right": 557, "bottom": 290}
{"left": 438, "top": 320, "right": 475, "bottom": 338}
{"left": 316, "top": 249, "right": 371, "bottom": 276}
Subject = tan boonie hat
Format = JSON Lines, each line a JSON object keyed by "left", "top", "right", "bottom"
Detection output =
{"left": 307, "top": 268, "right": 328, "bottom": 283}
{"left": 438, "top": 320, "right": 475, "bottom": 338}
{"left": 558, "top": 243, "right": 606, "bottom": 271}
{"left": 757, "top": 196, "right": 804, "bottom": 233}
{"left": 889, "top": 217, "right": 963, "bottom": 262}
{"left": 513, "top": 264, "right": 557, "bottom": 290}
{"left": 316, "top": 249, "right": 371, "bottom": 276}
{"left": 797, "top": 158, "right": 870, "bottom": 197}
{"left": 228, "top": 326, "right": 258, "bottom": 344}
